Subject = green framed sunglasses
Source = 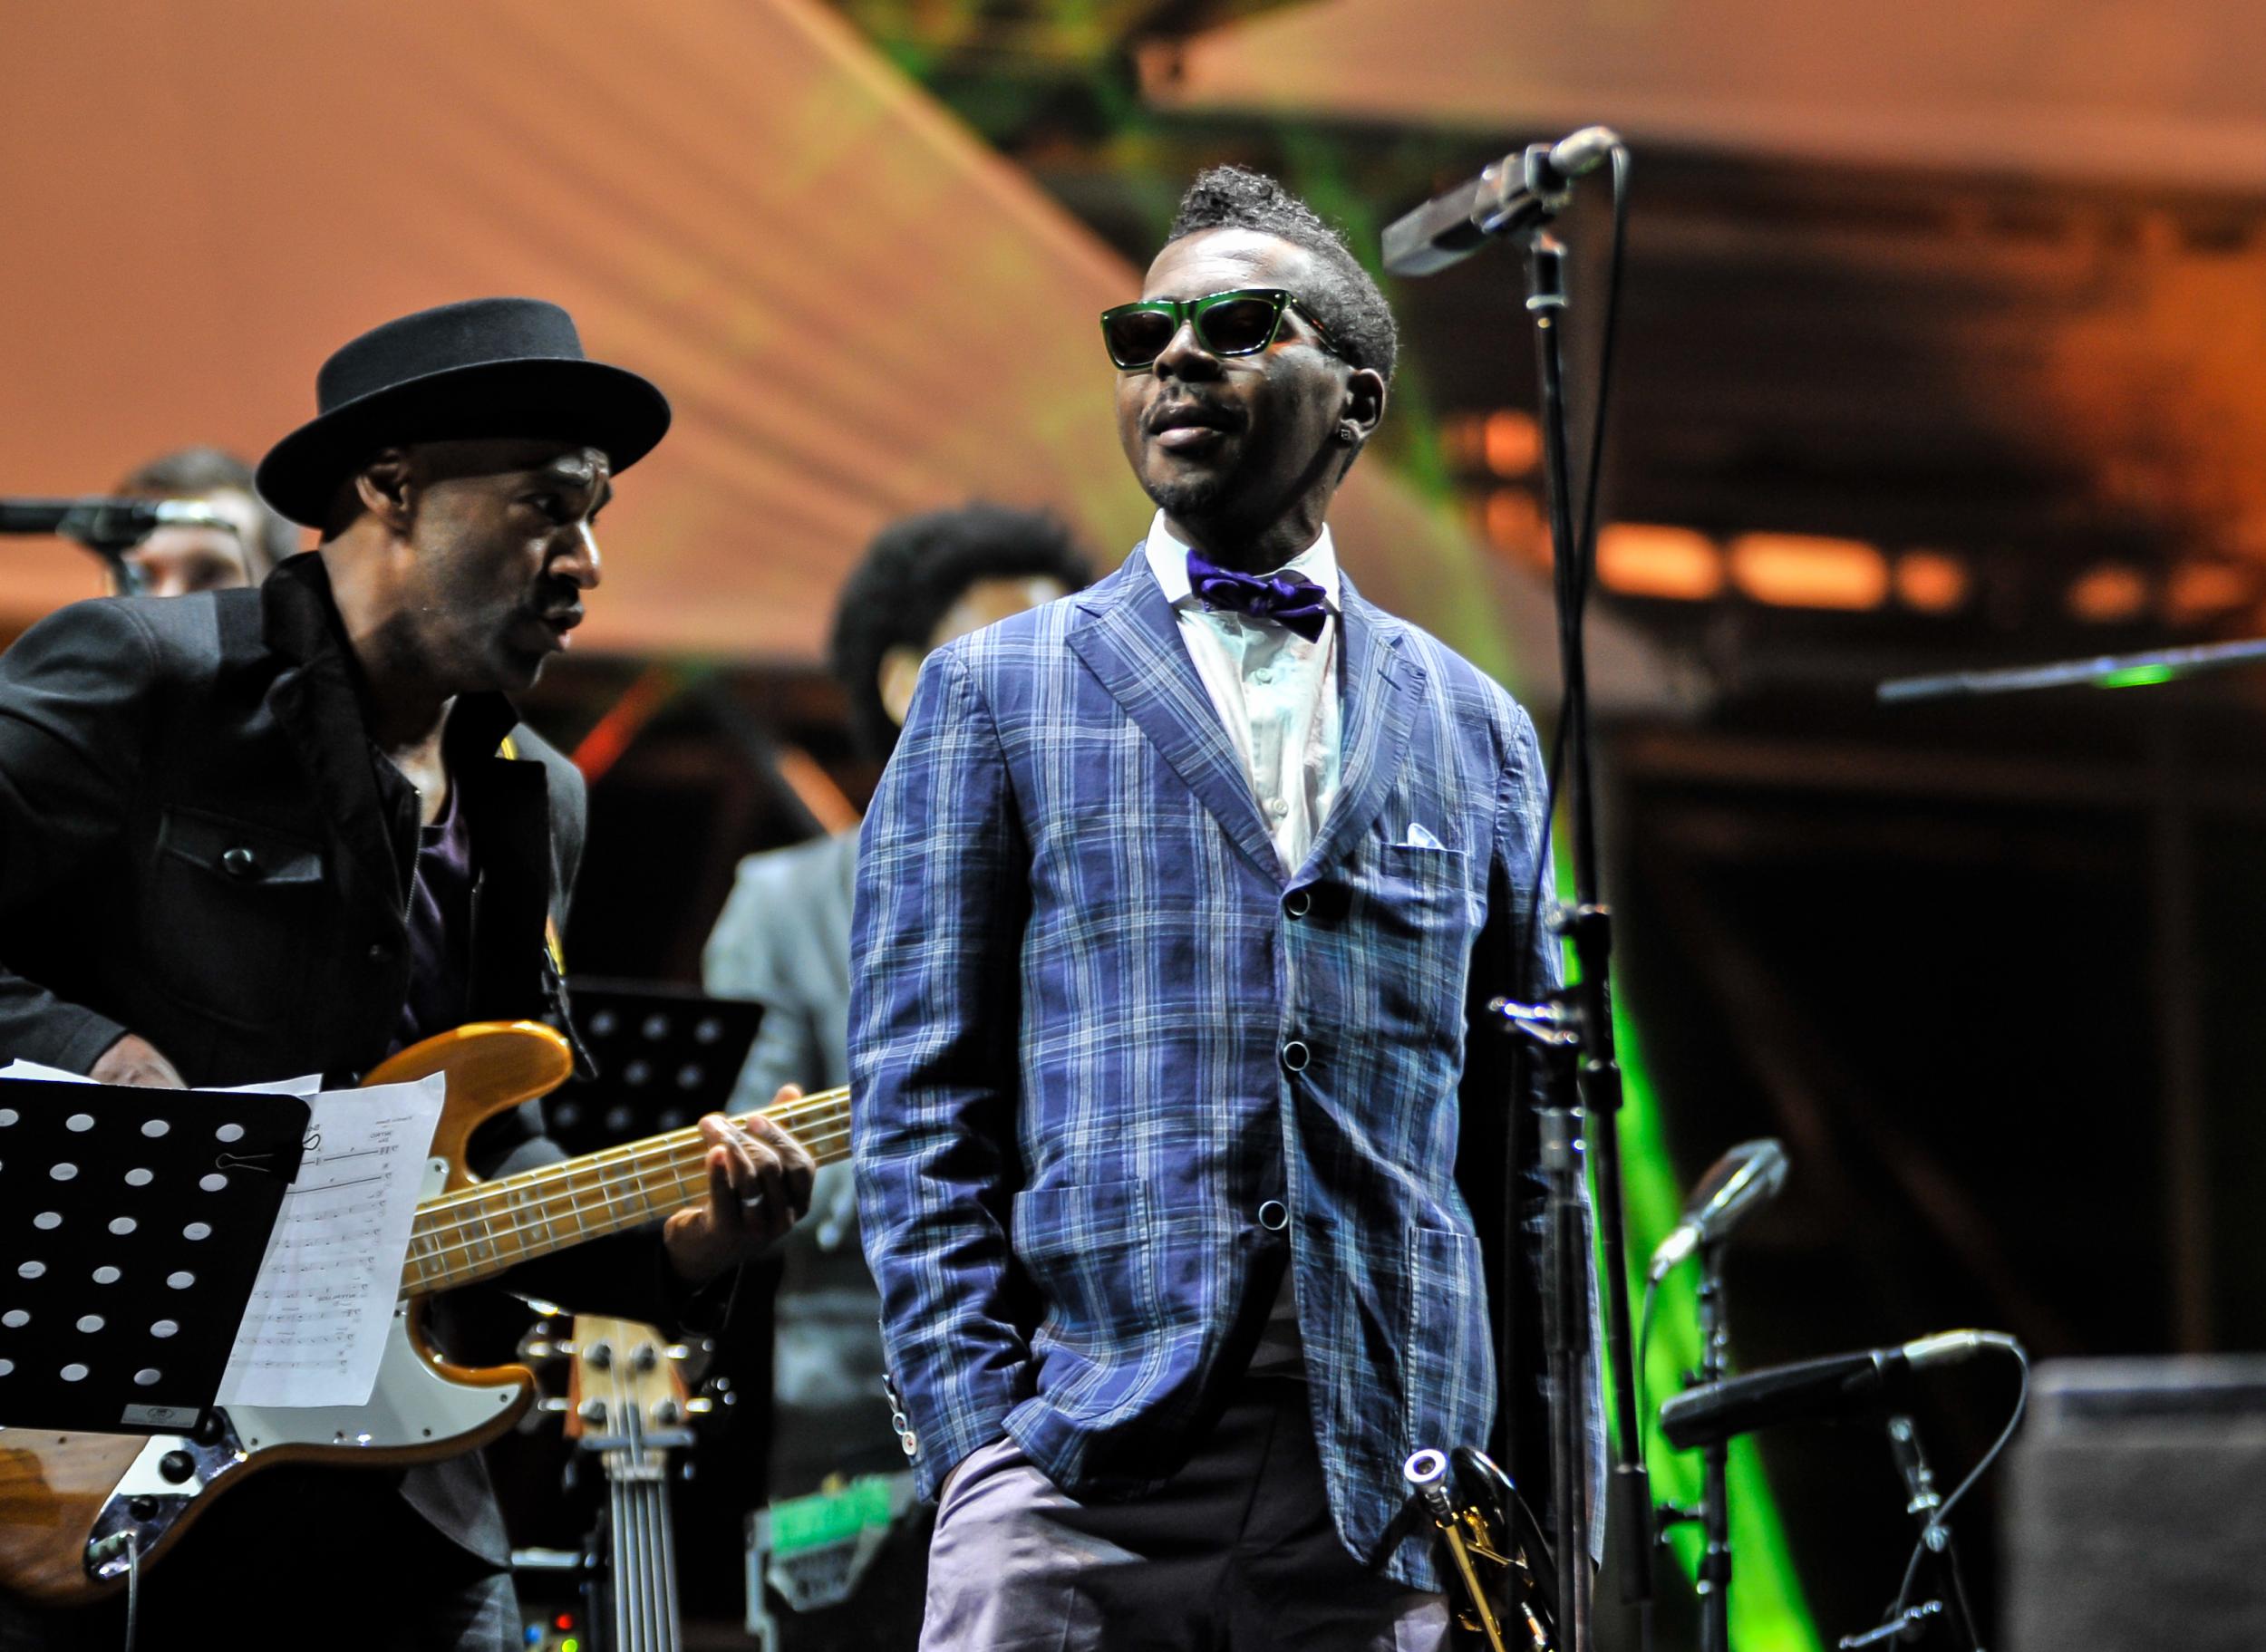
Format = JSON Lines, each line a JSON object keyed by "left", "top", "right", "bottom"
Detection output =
{"left": 1099, "top": 287, "right": 1341, "bottom": 372}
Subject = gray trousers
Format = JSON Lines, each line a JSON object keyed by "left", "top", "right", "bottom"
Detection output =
{"left": 921, "top": 1378, "right": 1448, "bottom": 1652}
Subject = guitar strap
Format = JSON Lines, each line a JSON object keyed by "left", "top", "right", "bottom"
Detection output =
{"left": 496, "top": 733, "right": 568, "bottom": 977}
{"left": 497, "top": 733, "right": 595, "bottom": 1078}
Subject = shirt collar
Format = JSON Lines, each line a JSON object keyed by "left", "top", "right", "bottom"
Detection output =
{"left": 1144, "top": 509, "right": 1341, "bottom": 613}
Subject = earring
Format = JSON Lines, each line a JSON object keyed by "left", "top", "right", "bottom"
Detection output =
{"left": 1336, "top": 423, "right": 1358, "bottom": 444}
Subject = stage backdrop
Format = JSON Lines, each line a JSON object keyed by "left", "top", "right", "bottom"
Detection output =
{"left": 0, "top": 0, "right": 1698, "bottom": 710}
{"left": 1144, "top": 0, "right": 2266, "bottom": 191}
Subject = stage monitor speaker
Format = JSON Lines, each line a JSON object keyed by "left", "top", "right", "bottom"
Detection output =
{"left": 2006, "top": 1355, "right": 2266, "bottom": 1652}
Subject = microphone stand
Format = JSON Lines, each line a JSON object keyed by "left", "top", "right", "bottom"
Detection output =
{"left": 1693, "top": 1245, "right": 1733, "bottom": 1652}
{"left": 1881, "top": 1415, "right": 1982, "bottom": 1652}
{"left": 1497, "top": 217, "right": 1653, "bottom": 1649}
{"left": 0, "top": 498, "right": 155, "bottom": 594}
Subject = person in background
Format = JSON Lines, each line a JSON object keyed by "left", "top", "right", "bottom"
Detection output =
{"left": 111, "top": 444, "right": 300, "bottom": 594}
{"left": 703, "top": 502, "right": 1089, "bottom": 1641}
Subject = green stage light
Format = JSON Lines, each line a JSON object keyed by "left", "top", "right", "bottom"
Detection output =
{"left": 2097, "top": 663, "right": 2177, "bottom": 689}
{"left": 1555, "top": 835, "right": 1821, "bottom": 1651}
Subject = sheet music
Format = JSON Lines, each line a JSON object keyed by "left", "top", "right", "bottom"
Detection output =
{"left": 213, "top": 1073, "right": 446, "bottom": 1408}
{"left": 0, "top": 1063, "right": 441, "bottom": 1407}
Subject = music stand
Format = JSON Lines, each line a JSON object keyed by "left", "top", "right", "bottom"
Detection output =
{"left": 0, "top": 1079, "right": 307, "bottom": 1434}
{"left": 541, "top": 979, "right": 764, "bottom": 1154}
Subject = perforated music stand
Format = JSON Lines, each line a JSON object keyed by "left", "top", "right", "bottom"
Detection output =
{"left": 0, "top": 1079, "right": 307, "bottom": 1434}
{"left": 541, "top": 978, "right": 763, "bottom": 1154}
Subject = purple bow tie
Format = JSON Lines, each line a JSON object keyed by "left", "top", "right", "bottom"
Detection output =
{"left": 1184, "top": 547, "right": 1331, "bottom": 643}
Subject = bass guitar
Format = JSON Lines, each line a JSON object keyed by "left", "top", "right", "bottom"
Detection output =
{"left": 0, "top": 1019, "right": 848, "bottom": 1606}
{"left": 568, "top": 1316, "right": 691, "bottom": 1652}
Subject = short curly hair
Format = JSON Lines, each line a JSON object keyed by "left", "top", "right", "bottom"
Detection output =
{"left": 829, "top": 503, "right": 1092, "bottom": 763}
{"left": 1167, "top": 166, "right": 1398, "bottom": 385}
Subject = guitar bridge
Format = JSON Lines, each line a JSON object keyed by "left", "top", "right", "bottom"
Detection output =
{"left": 83, "top": 1415, "right": 247, "bottom": 1583}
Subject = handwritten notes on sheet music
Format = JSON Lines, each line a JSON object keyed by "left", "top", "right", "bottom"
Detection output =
{"left": 214, "top": 1074, "right": 446, "bottom": 1409}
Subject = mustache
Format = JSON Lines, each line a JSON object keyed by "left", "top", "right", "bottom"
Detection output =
{"left": 1147, "top": 394, "right": 1244, "bottom": 435}
{"left": 528, "top": 579, "right": 585, "bottom": 627}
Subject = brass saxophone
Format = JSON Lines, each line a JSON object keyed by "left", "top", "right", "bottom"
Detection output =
{"left": 1405, "top": 1447, "right": 1555, "bottom": 1652}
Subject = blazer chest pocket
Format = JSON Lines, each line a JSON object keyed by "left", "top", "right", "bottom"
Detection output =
{"left": 1370, "top": 840, "right": 1481, "bottom": 944}
{"left": 145, "top": 807, "right": 327, "bottom": 1030}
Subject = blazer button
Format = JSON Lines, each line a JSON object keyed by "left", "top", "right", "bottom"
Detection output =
{"left": 367, "top": 942, "right": 389, "bottom": 962}
{"left": 221, "top": 846, "right": 258, "bottom": 880}
{"left": 1283, "top": 888, "right": 1312, "bottom": 919}
{"left": 1281, "top": 1039, "right": 1311, "bottom": 1073}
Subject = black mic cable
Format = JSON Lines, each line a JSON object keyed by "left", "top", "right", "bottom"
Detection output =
{"left": 1854, "top": 1340, "right": 2028, "bottom": 1651}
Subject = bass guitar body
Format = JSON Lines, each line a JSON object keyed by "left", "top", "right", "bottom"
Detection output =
{"left": 0, "top": 1022, "right": 680, "bottom": 1606}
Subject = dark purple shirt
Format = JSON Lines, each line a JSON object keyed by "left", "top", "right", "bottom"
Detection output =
{"left": 389, "top": 780, "right": 475, "bottom": 1055}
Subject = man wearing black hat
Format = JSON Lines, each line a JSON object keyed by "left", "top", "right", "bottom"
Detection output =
{"left": 0, "top": 298, "right": 815, "bottom": 1647}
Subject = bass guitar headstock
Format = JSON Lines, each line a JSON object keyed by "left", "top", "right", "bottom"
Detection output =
{"left": 566, "top": 1316, "right": 695, "bottom": 1461}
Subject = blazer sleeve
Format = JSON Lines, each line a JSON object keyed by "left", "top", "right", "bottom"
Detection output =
{"left": 850, "top": 644, "right": 1031, "bottom": 1499}
{"left": 0, "top": 601, "right": 148, "bottom": 1071}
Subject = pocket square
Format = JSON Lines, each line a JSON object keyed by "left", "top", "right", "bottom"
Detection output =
{"left": 1396, "top": 823, "right": 1448, "bottom": 850}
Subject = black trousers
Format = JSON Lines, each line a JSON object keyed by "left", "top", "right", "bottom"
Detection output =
{"left": 0, "top": 1469, "right": 517, "bottom": 1652}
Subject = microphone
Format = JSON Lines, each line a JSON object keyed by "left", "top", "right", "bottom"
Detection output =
{"left": 1382, "top": 125, "right": 1622, "bottom": 278}
{"left": 1646, "top": 1138, "right": 1788, "bottom": 1282}
{"left": 0, "top": 498, "right": 230, "bottom": 541}
{"left": 1658, "top": 1331, "right": 2020, "bottom": 1451}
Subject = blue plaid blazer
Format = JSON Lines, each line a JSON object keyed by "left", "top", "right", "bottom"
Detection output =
{"left": 851, "top": 546, "right": 1598, "bottom": 1589}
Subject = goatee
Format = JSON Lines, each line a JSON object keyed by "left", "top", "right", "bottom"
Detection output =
{"left": 1145, "top": 472, "right": 1230, "bottom": 518}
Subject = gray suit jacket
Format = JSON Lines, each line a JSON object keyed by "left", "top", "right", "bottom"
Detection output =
{"left": 706, "top": 827, "right": 858, "bottom": 1102}
{"left": 705, "top": 828, "right": 907, "bottom": 1491}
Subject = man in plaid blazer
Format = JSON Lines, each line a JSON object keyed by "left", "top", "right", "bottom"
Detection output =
{"left": 853, "top": 169, "right": 1600, "bottom": 1650}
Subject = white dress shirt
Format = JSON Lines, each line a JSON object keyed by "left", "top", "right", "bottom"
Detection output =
{"left": 1146, "top": 510, "right": 1345, "bottom": 1373}
{"left": 1144, "top": 511, "right": 1342, "bottom": 877}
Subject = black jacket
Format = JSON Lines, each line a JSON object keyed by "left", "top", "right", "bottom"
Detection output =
{"left": 0, "top": 553, "right": 686, "bottom": 1568}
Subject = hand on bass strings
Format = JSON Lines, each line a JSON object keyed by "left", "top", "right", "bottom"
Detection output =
{"left": 663, "top": 1085, "right": 818, "bottom": 1280}
{"left": 89, "top": 1032, "right": 187, "bottom": 1087}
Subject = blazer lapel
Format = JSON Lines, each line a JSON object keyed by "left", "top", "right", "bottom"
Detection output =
{"left": 1067, "top": 549, "right": 1283, "bottom": 881}
{"left": 1300, "top": 577, "right": 1426, "bottom": 879}
{"left": 256, "top": 564, "right": 412, "bottom": 923}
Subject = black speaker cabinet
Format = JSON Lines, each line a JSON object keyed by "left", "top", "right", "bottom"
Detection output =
{"left": 2006, "top": 1356, "right": 2266, "bottom": 1651}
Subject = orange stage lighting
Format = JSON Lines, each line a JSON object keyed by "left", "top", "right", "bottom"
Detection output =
{"left": 1597, "top": 525, "right": 1723, "bottom": 600}
{"left": 2164, "top": 559, "right": 2257, "bottom": 624}
{"left": 1893, "top": 549, "right": 1971, "bottom": 613}
{"left": 1729, "top": 534, "right": 1890, "bottom": 610}
{"left": 2067, "top": 563, "right": 2151, "bottom": 623}
{"left": 1482, "top": 410, "right": 1543, "bottom": 478}
{"left": 1482, "top": 487, "right": 1546, "bottom": 565}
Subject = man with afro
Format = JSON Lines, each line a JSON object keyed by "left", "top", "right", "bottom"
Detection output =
{"left": 707, "top": 503, "right": 1087, "bottom": 1643}
{"left": 853, "top": 169, "right": 1599, "bottom": 1649}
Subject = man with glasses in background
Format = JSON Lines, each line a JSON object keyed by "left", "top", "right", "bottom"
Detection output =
{"left": 852, "top": 167, "right": 1601, "bottom": 1650}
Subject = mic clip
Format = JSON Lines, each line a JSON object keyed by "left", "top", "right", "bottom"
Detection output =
{"left": 1484, "top": 995, "right": 1580, "bottom": 1050}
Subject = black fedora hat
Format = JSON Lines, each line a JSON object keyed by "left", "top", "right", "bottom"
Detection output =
{"left": 256, "top": 296, "right": 672, "bottom": 527}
